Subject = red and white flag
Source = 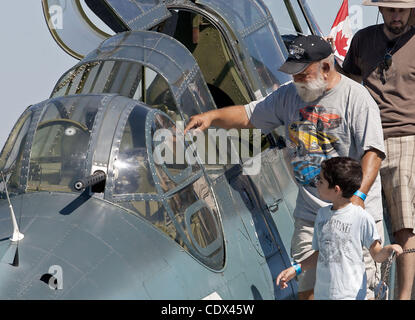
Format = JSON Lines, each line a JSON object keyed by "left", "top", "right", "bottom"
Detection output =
{"left": 328, "top": 0, "right": 353, "bottom": 67}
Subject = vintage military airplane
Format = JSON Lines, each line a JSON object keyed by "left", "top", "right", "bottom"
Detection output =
{"left": 0, "top": 0, "right": 322, "bottom": 299}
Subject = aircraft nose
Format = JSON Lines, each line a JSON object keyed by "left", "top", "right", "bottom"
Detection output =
{"left": 0, "top": 194, "right": 93, "bottom": 298}
{"left": 0, "top": 197, "right": 83, "bottom": 298}
{"left": 0, "top": 191, "right": 153, "bottom": 299}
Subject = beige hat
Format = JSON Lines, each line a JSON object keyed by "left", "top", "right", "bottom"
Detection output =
{"left": 362, "top": 0, "right": 415, "bottom": 8}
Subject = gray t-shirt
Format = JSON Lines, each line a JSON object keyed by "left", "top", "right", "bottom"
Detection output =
{"left": 244, "top": 75, "right": 385, "bottom": 222}
{"left": 312, "top": 203, "right": 380, "bottom": 300}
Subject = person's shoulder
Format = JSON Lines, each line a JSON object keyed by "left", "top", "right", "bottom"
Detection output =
{"left": 340, "top": 74, "right": 360, "bottom": 86}
{"left": 268, "top": 80, "right": 297, "bottom": 102}
{"left": 351, "top": 204, "right": 376, "bottom": 223}
{"left": 339, "top": 74, "right": 364, "bottom": 92}
{"left": 276, "top": 80, "right": 296, "bottom": 94}
{"left": 351, "top": 204, "right": 366, "bottom": 214}
{"left": 353, "top": 24, "right": 381, "bottom": 39}
{"left": 314, "top": 207, "right": 328, "bottom": 229}
{"left": 340, "top": 75, "right": 376, "bottom": 102}
{"left": 248, "top": 80, "right": 296, "bottom": 112}
{"left": 317, "top": 205, "right": 331, "bottom": 218}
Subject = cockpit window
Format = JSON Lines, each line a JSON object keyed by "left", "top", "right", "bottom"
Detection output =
{"left": 195, "top": 0, "right": 291, "bottom": 97}
{"left": 114, "top": 103, "right": 202, "bottom": 196}
{"left": 114, "top": 106, "right": 157, "bottom": 195}
{"left": 52, "top": 61, "right": 140, "bottom": 98}
{"left": 0, "top": 110, "right": 33, "bottom": 195}
{"left": 150, "top": 113, "right": 202, "bottom": 193}
{"left": 164, "top": 175, "right": 223, "bottom": 261}
{"left": 263, "top": 0, "right": 311, "bottom": 36}
{"left": 27, "top": 98, "right": 98, "bottom": 192}
{"left": 112, "top": 108, "right": 225, "bottom": 270}
{"left": 148, "top": 111, "right": 224, "bottom": 269}
{"left": 52, "top": 61, "right": 179, "bottom": 119}
{"left": 243, "top": 25, "right": 287, "bottom": 94}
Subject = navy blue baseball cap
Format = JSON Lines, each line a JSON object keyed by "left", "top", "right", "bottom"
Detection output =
{"left": 278, "top": 35, "right": 333, "bottom": 75}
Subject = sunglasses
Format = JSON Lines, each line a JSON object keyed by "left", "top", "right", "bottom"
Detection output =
{"left": 383, "top": 53, "right": 393, "bottom": 70}
{"left": 378, "top": 52, "right": 393, "bottom": 84}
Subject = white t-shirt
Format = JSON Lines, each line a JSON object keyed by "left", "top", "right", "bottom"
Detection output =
{"left": 312, "top": 203, "right": 380, "bottom": 300}
{"left": 244, "top": 75, "right": 385, "bottom": 222}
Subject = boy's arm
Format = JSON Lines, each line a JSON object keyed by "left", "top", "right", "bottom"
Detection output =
{"left": 369, "top": 241, "right": 403, "bottom": 263}
{"left": 276, "top": 251, "right": 319, "bottom": 289}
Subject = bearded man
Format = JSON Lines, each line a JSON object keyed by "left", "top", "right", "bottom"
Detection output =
{"left": 342, "top": 0, "right": 415, "bottom": 300}
{"left": 184, "top": 35, "right": 385, "bottom": 300}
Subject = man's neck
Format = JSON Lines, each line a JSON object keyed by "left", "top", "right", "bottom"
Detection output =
{"left": 326, "top": 71, "right": 342, "bottom": 91}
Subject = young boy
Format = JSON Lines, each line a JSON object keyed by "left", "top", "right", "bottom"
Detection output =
{"left": 276, "top": 157, "right": 402, "bottom": 300}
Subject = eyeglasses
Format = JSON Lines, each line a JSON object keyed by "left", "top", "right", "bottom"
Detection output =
{"left": 378, "top": 52, "right": 393, "bottom": 84}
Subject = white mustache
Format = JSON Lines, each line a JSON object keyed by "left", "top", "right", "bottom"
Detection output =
{"left": 294, "top": 74, "right": 327, "bottom": 102}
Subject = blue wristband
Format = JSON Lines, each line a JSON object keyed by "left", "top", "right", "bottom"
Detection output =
{"left": 292, "top": 263, "right": 302, "bottom": 275}
{"left": 354, "top": 190, "right": 367, "bottom": 201}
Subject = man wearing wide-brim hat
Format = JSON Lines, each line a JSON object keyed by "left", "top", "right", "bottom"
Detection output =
{"left": 363, "top": 0, "right": 415, "bottom": 8}
{"left": 343, "top": 0, "right": 415, "bottom": 300}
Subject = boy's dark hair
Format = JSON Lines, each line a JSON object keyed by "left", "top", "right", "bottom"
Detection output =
{"left": 320, "top": 157, "right": 362, "bottom": 198}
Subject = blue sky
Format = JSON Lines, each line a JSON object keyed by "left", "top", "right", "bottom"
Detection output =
{"left": 0, "top": 1, "right": 382, "bottom": 149}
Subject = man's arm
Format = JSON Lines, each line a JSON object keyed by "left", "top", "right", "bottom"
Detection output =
{"left": 184, "top": 105, "right": 254, "bottom": 134}
{"left": 351, "top": 148, "right": 383, "bottom": 208}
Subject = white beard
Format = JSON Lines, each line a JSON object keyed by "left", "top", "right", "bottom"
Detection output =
{"left": 294, "top": 73, "right": 327, "bottom": 102}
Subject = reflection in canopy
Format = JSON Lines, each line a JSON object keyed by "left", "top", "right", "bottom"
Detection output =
{"left": 196, "top": 0, "right": 291, "bottom": 96}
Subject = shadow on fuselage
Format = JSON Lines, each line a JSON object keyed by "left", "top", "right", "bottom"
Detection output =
{"left": 224, "top": 157, "right": 297, "bottom": 300}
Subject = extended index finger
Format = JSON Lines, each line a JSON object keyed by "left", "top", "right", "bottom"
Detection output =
{"left": 184, "top": 117, "right": 199, "bottom": 134}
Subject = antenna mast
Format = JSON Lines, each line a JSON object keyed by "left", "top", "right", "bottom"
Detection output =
{"left": 1, "top": 172, "right": 24, "bottom": 242}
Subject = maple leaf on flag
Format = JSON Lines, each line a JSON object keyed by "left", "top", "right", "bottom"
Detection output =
{"left": 328, "top": 0, "right": 353, "bottom": 67}
{"left": 335, "top": 29, "right": 349, "bottom": 57}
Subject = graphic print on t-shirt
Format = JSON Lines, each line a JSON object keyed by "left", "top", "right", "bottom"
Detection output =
{"left": 317, "top": 218, "right": 353, "bottom": 267}
{"left": 288, "top": 105, "right": 341, "bottom": 187}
